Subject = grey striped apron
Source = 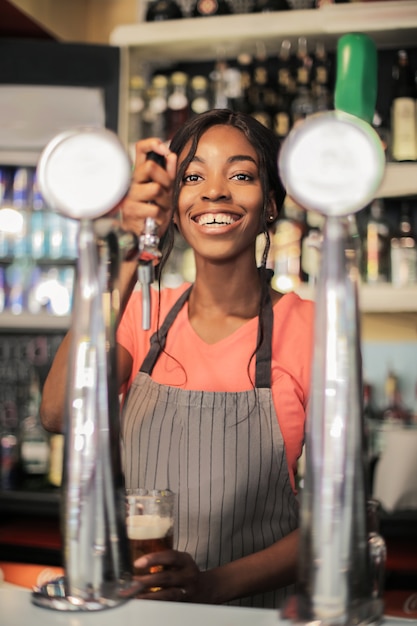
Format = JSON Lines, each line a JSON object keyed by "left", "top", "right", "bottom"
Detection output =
{"left": 121, "top": 286, "right": 299, "bottom": 608}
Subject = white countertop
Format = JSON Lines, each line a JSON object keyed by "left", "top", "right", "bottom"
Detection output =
{"left": 0, "top": 587, "right": 414, "bottom": 626}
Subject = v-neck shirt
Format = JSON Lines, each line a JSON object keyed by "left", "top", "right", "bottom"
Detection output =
{"left": 117, "top": 283, "right": 314, "bottom": 490}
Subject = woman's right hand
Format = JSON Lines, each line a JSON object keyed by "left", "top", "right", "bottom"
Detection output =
{"left": 120, "top": 138, "right": 178, "bottom": 240}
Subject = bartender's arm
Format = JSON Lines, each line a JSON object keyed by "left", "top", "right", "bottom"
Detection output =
{"left": 39, "top": 259, "right": 138, "bottom": 433}
{"left": 40, "top": 140, "right": 177, "bottom": 433}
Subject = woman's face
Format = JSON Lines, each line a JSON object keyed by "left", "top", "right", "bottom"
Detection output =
{"left": 175, "top": 125, "right": 275, "bottom": 264}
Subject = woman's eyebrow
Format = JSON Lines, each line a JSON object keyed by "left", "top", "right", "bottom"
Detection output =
{"left": 228, "top": 154, "right": 257, "bottom": 165}
{"left": 189, "top": 154, "right": 257, "bottom": 165}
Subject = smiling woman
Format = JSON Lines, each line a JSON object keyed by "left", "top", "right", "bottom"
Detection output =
{"left": 40, "top": 109, "right": 315, "bottom": 609}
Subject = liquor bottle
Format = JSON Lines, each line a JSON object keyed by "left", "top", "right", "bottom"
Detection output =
{"left": 19, "top": 371, "right": 50, "bottom": 489}
{"left": 145, "top": 0, "right": 183, "bottom": 21}
{"left": 367, "top": 498, "right": 387, "bottom": 601}
{"left": 271, "top": 197, "right": 305, "bottom": 293}
{"left": 5, "top": 262, "right": 26, "bottom": 314}
{"left": 391, "top": 49, "right": 417, "bottom": 162}
{"left": 249, "top": 43, "right": 273, "bottom": 129}
{"left": 273, "top": 40, "right": 293, "bottom": 141}
{"left": 291, "top": 37, "right": 315, "bottom": 125}
{"left": 311, "top": 41, "right": 332, "bottom": 112}
{"left": 166, "top": 71, "right": 190, "bottom": 139}
{"left": 191, "top": 0, "right": 231, "bottom": 17}
{"left": 128, "top": 74, "right": 146, "bottom": 151}
{"left": 189, "top": 75, "right": 211, "bottom": 116}
{"left": 0, "top": 167, "right": 13, "bottom": 258}
{"left": 362, "top": 382, "right": 382, "bottom": 489}
{"left": 47, "top": 209, "right": 65, "bottom": 259}
{"left": 252, "top": 0, "right": 291, "bottom": 11}
{"left": 390, "top": 201, "right": 417, "bottom": 287}
{"left": 142, "top": 74, "right": 169, "bottom": 139}
{"left": 224, "top": 67, "right": 245, "bottom": 112}
{"left": 236, "top": 52, "right": 253, "bottom": 115}
{"left": 381, "top": 370, "right": 412, "bottom": 426}
{"left": 11, "top": 167, "right": 32, "bottom": 258}
{"left": 301, "top": 210, "right": 324, "bottom": 286}
{"left": 30, "top": 173, "right": 47, "bottom": 260}
{"left": 210, "top": 58, "right": 229, "bottom": 109}
{"left": 276, "top": 39, "right": 295, "bottom": 94}
{"left": 0, "top": 402, "right": 19, "bottom": 490}
{"left": 361, "top": 200, "right": 391, "bottom": 284}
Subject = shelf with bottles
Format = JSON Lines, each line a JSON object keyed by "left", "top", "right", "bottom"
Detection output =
{"left": 118, "top": 11, "right": 417, "bottom": 198}
{"left": 298, "top": 195, "right": 417, "bottom": 311}
{"left": 0, "top": 165, "right": 77, "bottom": 329}
{"left": 111, "top": 1, "right": 417, "bottom": 61}
{"left": 0, "top": 332, "right": 65, "bottom": 499}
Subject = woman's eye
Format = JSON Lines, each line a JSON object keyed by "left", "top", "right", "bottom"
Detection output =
{"left": 232, "top": 173, "right": 252, "bottom": 181}
{"left": 183, "top": 173, "right": 201, "bottom": 183}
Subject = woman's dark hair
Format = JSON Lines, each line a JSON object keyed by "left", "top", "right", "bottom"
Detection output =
{"left": 158, "top": 109, "right": 286, "bottom": 277}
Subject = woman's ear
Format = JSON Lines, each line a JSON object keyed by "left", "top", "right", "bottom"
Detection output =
{"left": 267, "top": 193, "right": 278, "bottom": 224}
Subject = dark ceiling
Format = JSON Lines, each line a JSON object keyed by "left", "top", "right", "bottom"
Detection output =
{"left": 0, "top": 0, "right": 56, "bottom": 39}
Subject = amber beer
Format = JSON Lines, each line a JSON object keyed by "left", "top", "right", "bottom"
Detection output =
{"left": 127, "top": 514, "right": 174, "bottom": 574}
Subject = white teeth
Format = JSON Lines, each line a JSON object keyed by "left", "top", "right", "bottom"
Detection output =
{"left": 196, "top": 213, "right": 238, "bottom": 226}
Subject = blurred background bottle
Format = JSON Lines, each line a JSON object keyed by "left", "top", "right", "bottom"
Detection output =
{"left": 189, "top": 75, "right": 211, "bottom": 116}
{"left": 390, "top": 49, "right": 417, "bottom": 162}
{"left": 291, "top": 37, "right": 314, "bottom": 125}
{"left": 145, "top": 0, "right": 183, "bottom": 21}
{"left": 19, "top": 370, "right": 50, "bottom": 490}
{"left": 252, "top": 0, "right": 291, "bottom": 12}
{"left": 0, "top": 402, "right": 19, "bottom": 490}
{"left": 191, "top": 0, "right": 231, "bottom": 17}
{"left": 367, "top": 498, "right": 387, "bottom": 601}
{"left": 381, "top": 370, "right": 412, "bottom": 426}
{"left": 361, "top": 200, "right": 391, "bottom": 284}
{"left": 128, "top": 74, "right": 146, "bottom": 153}
{"left": 271, "top": 197, "right": 305, "bottom": 293}
{"left": 142, "top": 74, "right": 169, "bottom": 139}
{"left": 390, "top": 201, "right": 417, "bottom": 287}
{"left": 166, "top": 71, "right": 190, "bottom": 139}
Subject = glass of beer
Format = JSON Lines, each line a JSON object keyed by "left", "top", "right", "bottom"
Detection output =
{"left": 126, "top": 489, "right": 175, "bottom": 579}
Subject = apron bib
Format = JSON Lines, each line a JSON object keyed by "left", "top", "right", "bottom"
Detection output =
{"left": 122, "top": 286, "right": 299, "bottom": 608}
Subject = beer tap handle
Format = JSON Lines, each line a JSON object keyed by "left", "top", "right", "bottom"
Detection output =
{"left": 138, "top": 151, "right": 165, "bottom": 330}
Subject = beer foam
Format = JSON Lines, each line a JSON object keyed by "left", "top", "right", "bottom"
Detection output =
{"left": 127, "top": 514, "right": 173, "bottom": 540}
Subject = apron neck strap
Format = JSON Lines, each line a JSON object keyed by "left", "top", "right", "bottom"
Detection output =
{"left": 140, "top": 284, "right": 273, "bottom": 389}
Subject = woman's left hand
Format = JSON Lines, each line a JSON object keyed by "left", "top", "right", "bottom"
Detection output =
{"left": 133, "top": 549, "right": 215, "bottom": 604}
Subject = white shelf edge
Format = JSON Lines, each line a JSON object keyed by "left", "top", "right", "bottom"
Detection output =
{"left": 0, "top": 150, "right": 41, "bottom": 167}
{"left": 296, "top": 284, "right": 417, "bottom": 313}
{"left": 376, "top": 163, "right": 417, "bottom": 199}
{"left": 0, "top": 312, "right": 71, "bottom": 331}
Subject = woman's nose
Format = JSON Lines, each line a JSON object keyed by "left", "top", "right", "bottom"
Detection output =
{"left": 201, "top": 174, "right": 230, "bottom": 201}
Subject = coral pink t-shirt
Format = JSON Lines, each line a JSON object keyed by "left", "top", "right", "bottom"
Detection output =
{"left": 117, "top": 284, "right": 315, "bottom": 490}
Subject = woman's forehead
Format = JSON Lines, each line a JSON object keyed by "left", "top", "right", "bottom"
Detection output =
{"left": 179, "top": 125, "right": 258, "bottom": 163}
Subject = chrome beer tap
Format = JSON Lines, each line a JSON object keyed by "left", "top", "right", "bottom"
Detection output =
{"left": 137, "top": 151, "right": 165, "bottom": 330}
{"left": 279, "top": 34, "right": 386, "bottom": 625}
{"left": 32, "top": 127, "right": 141, "bottom": 611}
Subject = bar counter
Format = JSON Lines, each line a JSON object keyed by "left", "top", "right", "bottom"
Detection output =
{"left": 0, "top": 587, "right": 414, "bottom": 626}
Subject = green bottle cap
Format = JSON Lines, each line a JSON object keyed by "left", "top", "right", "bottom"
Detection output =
{"left": 334, "top": 33, "right": 378, "bottom": 124}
